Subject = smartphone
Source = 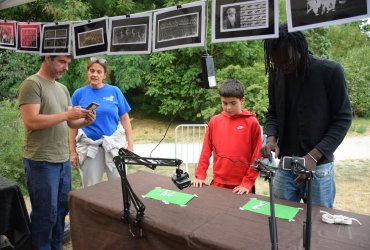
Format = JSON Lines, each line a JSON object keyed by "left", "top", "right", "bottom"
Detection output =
{"left": 282, "top": 156, "right": 305, "bottom": 170}
{"left": 86, "top": 102, "right": 99, "bottom": 111}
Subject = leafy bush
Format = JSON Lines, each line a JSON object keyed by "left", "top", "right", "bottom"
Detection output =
{"left": 145, "top": 49, "right": 209, "bottom": 122}
{"left": 144, "top": 41, "right": 266, "bottom": 123}
{"left": 216, "top": 63, "right": 268, "bottom": 124}
{"left": 0, "top": 51, "right": 40, "bottom": 100}
{"left": 339, "top": 46, "right": 370, "bottom": 117}
{"left": 0, "top": 100, "right": 84, "bottom": 194}
{"left": 0, "top": 100, "right": 27, "bottom": 193}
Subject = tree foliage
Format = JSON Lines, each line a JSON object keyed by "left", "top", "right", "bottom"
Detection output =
{"left": 306, "top": 27, "right": 332, "bottom": 58}
{"left": 339, "top": 46, "right": 370, "bottom": 117}
{"left": 0, "top": 51, "right": 40, "bottom": 100}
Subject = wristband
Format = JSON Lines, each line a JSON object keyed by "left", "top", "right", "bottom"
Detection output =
{"left": 307, "top": 152, "right": 317, "bottom": 163}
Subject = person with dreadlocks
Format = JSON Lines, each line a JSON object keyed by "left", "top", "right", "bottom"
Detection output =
{"left": 260, "top": 24, "right": 352, "bottom": 208}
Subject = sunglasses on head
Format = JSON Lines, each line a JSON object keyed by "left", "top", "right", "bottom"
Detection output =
{"left": 90, "top": 57, "right": 107, "bottom": 64}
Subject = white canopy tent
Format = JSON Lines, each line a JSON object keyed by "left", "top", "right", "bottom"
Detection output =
{"left": 0, "top": 0, "right": 36, "bottom": 10}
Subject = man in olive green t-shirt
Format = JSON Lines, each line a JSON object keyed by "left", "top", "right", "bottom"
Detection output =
{"left": 18, "top": 55, "right": 95, "bottom": 250}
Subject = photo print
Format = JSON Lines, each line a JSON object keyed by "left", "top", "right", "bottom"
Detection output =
{"left": 153, "top": 1, "right": 206, "bottom": 52}
{"left": 41, "top": 22, "right": 71, "bottom": 55}
{"left": 108, "top": 12, "right": 152, "bottom": 55}
{"left": 73, "top": 17, "right": 108, "bottom": 59}
{"left": 287, "top": 0, "right": 370, "bottom": 32}
{"left": 212, "top": 0, "right": 278, "bottom": 43}
{"left": 17, "top": 22, "right": 41, "bottom": 54}
{"left": 0, "top": 20, "right": 17, "bottom": 50}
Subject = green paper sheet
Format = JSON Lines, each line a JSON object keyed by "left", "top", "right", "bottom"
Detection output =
{"left": 241, "top": 199, "right": 301, "bottom": 221}
{"left": 144, "top": 187, "right": 195, "bottom": 206}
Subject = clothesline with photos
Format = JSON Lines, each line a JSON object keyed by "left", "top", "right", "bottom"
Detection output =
{"left": 0, "top": 0, "right": 369, "bottom": 59}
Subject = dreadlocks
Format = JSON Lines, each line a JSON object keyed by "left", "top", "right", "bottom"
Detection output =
{"left": 264, "top": 23, "right": 311, "bottom": 79}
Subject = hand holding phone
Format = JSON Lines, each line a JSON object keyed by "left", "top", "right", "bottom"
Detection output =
{"left": 86, "top": 102, "right": 99, "bottom": 111}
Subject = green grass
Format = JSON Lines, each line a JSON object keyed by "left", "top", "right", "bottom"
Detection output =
{"left": 348, "top": 117, "right": 370, "bottom": 136}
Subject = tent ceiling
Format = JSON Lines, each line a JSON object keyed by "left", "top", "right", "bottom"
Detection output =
{"left": 0, "top": 0, "right": 36, "bottom": 10}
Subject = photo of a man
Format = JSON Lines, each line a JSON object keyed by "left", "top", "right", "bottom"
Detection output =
{"left": 223, "top": 6, "right": 240, "bottom": 29}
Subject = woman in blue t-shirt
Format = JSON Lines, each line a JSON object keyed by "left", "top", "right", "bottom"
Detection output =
{"left": 69, "top": 57, "right": 133, "bottom": 187}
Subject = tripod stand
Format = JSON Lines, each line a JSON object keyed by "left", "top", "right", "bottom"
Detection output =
{"left": 113, "top": 148, "right": 190, "bottom": 237}
{"left": 252, "top": 159, "right": 278, "bottom": 250}
{"left": 288, "top": 157, "right": 313, "bottom": 250}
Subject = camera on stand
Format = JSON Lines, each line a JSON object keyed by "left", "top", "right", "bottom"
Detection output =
{"left": 282, "top": 156, "right": 305, "bottom": 173}
{"left": 172, "top": 168, "right": 192, "bottom": 190}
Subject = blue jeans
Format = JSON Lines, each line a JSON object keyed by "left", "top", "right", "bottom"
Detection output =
{"left": 273, "top": 162, "right": 335, "bottom": 208}
{"left": 23, "top": 158, "right": 71, "bottom": 250}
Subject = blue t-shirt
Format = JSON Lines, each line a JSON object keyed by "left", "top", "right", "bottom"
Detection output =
{"left": 71, "top": 84, "right": 131, "bottom": 140}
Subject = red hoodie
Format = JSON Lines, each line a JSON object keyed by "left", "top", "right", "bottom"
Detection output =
{"left": 195, "top": 109, "right": 262, "bottom": 190}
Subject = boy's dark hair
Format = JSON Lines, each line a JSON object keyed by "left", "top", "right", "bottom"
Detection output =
{"left": 264, "top": 23, "right": 310, "bottom": 78}
{"left": 219, "top": 79, "right": 244, "bottom": 99}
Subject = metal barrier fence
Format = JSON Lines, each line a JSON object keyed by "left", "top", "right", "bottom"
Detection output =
{"left": 174, "top": 124, "right": 208, "bottom": 173}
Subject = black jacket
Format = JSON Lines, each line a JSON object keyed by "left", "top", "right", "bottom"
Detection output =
{"left": 265, "top": 55, "right": 352, "bottom": 163}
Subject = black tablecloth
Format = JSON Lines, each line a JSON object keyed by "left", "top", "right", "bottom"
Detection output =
{"left": 0, "top": 176, "right": 31, "bottom": 250}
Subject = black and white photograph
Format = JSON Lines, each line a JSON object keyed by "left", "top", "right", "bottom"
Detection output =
{"left": 153, "top": 1, "right": 206, "bottom": 52}
{"left": 212, "top": 0, "right": 278, "bottom": 43}
{"left": 41, "top": 22, "right": 71, "bottom": 55}
{"left": 17, "top": 22, "right": 41, "bottom": 54}
{"left": 112, "top": 25, "right": 146, "bottom": 44}
{"left": 287, "top": 0, "right": 370, "bottom": 32}
{"left": 0, "top": 20, "right": 17, "bottom": 50}
{"left": 221, "top": 1, "right": 268, "bottom": 32}
{"left": 108, "top": 13, "right": 152, "bottom": 55}
{"left": 72, "top": 17, "right": 108, "bottom": 58}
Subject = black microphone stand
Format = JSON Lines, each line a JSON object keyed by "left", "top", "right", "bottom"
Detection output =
{"left": 253, "top": 160, "right": 278, "bottom": 250}
{"left": 290, "top": 157, "right": 313, "bottom": 250}
{"left": 113, "top": 148, "right": 185, "bottom": 238}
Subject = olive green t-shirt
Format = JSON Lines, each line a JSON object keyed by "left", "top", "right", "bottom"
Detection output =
{"left": 17, "top": 74, "right": 71, "bottom": 162}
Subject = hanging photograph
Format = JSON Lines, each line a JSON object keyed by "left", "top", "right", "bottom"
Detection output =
{"left": 212, "top": 0, "right": 278, "bottom": 43}
{"left": 153, "top": 1, "right": 206, "bottom": 52}
{"left": 41, "top": 22, "right": 71, "bottom": 55}
{"left": 72, "top": 17, "right": 108, "bottom": 59}
{"left": 287, "top": 0, "right": 370, "bottom": 32}
{"left": 108, "top": 12, "right": 152, "bottom": 55}
{"left": 17, "top": 22, "right": 41, "bottom": 54}
{"left": 0, "top": 20, "right": 17, "bottom": 50}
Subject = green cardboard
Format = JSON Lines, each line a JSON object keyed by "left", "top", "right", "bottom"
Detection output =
{"left": 241, "top": 199, "right": 301, "bottom": 220}
{"left": 144, "top": 187, "right": 195, "bottom": 206}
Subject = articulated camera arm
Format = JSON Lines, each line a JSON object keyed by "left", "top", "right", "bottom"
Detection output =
{"left": 251, "top": 159, "right": 275, "bottom": 179}
{"left": 113, "top": 148, "right": 188, "bottom": 232}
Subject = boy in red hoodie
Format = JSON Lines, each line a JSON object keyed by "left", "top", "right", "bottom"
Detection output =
{"left": 193, "top": 79, "right": 262, "bottom": 194}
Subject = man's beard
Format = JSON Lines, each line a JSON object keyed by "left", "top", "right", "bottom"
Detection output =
{"left": 55, "top": 71, "right": 65, "bottom": 80}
